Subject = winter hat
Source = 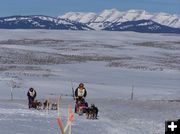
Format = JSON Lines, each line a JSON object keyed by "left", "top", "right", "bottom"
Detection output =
{"left": 79, "top": 83, "right": 84, "bottom": 87}
{"left": 29, "top": 87, "right": 34, "bottom": 91}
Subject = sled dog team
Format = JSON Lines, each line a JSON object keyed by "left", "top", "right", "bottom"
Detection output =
{"left": 27, "top": 83, "right": 99, "bottom": 119}
{"left": 27, "top": 88, "right": 57, "bottom": 110}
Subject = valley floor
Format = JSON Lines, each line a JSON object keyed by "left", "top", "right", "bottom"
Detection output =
{"left": 0, "top": 30, "right": 180, "bottom": 134}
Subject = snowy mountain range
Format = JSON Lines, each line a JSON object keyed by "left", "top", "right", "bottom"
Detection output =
{"left": 0, "top": 9, "right": 180, "bottom": 33}
{"left": 104, "top": 19, "right": 180, "bottom": 33}
{"left": 61, "top": 9, "right": 180, "bottom": 29}
{"left": 0, "top": 15, "right": 91, "bottom": 30}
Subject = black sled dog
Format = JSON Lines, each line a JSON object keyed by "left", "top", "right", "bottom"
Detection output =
{"left": 86, "top": 104, "right": 99, "bottom": 119}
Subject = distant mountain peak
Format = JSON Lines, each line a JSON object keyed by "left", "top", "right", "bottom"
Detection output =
{"left": 127, "top": 9, "right": 146, "bottom": 13}
{"left": 100, "top": 8, "right": 120, "bottom": 13}
{"left": 104, "top": 19, "right": 180, "bottom": 33}
{"left": 60, "top": 9, "right": 180, "bottom": 30}
{"left": 0, "top": 15, "right": 92, "bottom": 30}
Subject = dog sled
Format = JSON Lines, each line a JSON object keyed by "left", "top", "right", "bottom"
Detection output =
{"left": 75, "top": 97, "right": 99, "bottom": 119}
{"left": 75, "top": 97, "right": 88, "bottom": 116}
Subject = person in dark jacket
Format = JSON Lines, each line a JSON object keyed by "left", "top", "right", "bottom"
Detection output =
{"left": 75, "top": 83, "right": 87, "bottom": 99}
{"left": 27, "top": 87, "right": 37, "bottom": 109}
{"left": 74, "top": 83, "right": 88, "bottom": 113}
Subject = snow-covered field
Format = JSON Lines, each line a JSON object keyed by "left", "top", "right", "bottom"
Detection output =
{"left": 0, "top": 30, "right": 180, "bottom": 134}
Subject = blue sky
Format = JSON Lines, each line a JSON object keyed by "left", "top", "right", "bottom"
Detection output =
{"left": 0, "top": 0, "right": 180, "bottom": 16}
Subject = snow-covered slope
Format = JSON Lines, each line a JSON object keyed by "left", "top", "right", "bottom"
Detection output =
{"left": 0, "top": 30, "right": 180, "bottom": 134}
{"left": 104, "top": 19, "right": 180, "bottom": 33}
{"left": 60, "top": 9, "right": 180, "bottom": 29}
{"left": 0, "top": 15, "right": 92, "bottom": 30}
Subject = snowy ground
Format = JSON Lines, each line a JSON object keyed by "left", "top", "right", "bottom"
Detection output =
{"left": 1, "top": 99, "right": 180, "bottom": 134}
{"left": 0, "top": 30, "right": 180, "bottom": 134}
